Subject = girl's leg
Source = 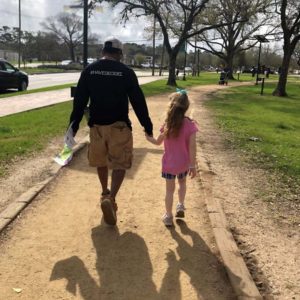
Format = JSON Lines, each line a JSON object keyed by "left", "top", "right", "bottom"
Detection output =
{"left": 165, "top": 179, "right": 176, "bottom": 216}
{"left": 177, "top": 176, "right": 187, "bottom": 204}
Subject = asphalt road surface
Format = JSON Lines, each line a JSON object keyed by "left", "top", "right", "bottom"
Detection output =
{"left": 0, "top": 74, "right": 167, "bottom": 117}
{"left": 28, "top": 70, "right": 164, "bottom": 90}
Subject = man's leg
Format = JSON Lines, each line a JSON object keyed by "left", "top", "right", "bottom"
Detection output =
{"left": 110, "top": 169, "right": 126, "bottom": 199}
{"left": 97, "top": 166, "right": 110, "bottom": 196}
{"left": 100, "top": 169, "right": 125, "bottom": 226}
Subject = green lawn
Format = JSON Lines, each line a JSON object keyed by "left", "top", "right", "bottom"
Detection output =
{"left": 0, "top": 83, "right": 76, "bottom": 99}
{"left": 205, "top": 82, "right": 300, "bottom": 181}
{"left": 0, "top": 101, "right": 78, "bottom": 176}
{"left": 1, "top": 73, "right": 299, "bottom": 185}
{"left": 22, "top": 67, "right": 68, "bottom": 74}
{"left": 1, "top": 75, "right": 215, "bottom": 176}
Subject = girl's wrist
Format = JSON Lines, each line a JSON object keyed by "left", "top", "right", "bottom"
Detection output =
{"left": 189, "top": 165, "right": 196, "bottom": 169}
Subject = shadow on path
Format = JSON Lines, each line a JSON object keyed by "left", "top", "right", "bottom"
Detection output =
{"left": 51, "top": 225, "right": 181, "bottom": 299}
{"left": 50, "top": 220, "right": 235, "bottom": 299}
{"left": 167, "top": 220, "right": 237, "bottom": 300}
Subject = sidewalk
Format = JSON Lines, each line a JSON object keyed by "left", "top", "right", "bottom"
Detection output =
{"left": 0, "top": 75, "right": 165, "bottom": 117}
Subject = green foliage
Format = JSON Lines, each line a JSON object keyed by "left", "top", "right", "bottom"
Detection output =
{"left": 0, "top": 102, "right": 75, "bottom": 176}
{"left": 205, "top": 82, "right": 300, "bottom": 180}
{"left": 0, "top": 83, "right": 76, "bottom": 99}
{"left": 0, "top": 72, "right": 217, "bottom": 176}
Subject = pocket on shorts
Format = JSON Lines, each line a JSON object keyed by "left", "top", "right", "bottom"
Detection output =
{"left": 108, "top": 122, "right": 133, "bottom": 169}
{"left": 90, "top": 126, "right": 102, "bottom": 140}
{"left": 110, "top": 122, "right": 132, "bottom": 144}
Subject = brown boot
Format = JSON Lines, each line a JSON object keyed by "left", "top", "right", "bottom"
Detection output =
{"left": 101, "top": 197, "right": 117, "bottom": 225}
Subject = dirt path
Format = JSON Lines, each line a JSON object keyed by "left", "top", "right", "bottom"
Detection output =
{"left": 0, "top": 86, "right": 236, "bottom": 300}
{"left": 0, "top": 84, "right": 298, "bottom": 300}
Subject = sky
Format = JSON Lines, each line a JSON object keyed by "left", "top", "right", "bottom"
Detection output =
{"left": 0, "top": 0, "right": 154, "bottom": 45}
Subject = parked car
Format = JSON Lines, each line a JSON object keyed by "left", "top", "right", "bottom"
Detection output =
{"left": 61, "top": 60, "right": 72, "bottom": 65}
{"left": 184, "top": 66, "right": 193, "bottom": 73}
{"left": 0, "top": 58, "right": 29, "bottom": 91}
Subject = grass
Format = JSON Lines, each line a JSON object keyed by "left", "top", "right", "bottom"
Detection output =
{"left": 1, "top": 74, "right": 217, "bottom": 176}
{"left": 22, "top": 67, "right": 69, "bottom": 74}
{"left": 205, "top": 81, "right": 300, "bottom": 180}
{"left": 1, "top": 72, "right": 299, "bottom": 183}
{"left": 0, "top": 101, "right": 79, "bottom": 176}
{"left": 0, "top": 83, "right": 76, "bottom": 99}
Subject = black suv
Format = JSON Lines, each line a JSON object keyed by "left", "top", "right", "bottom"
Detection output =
{"left": 0, "top": 58, "right": 29, "bottom": 91}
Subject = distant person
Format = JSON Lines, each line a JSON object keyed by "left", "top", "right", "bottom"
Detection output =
{"left": 176, "top": 68, "right": 180, "bottom": 78}
{"left": 278, "top": 66, "right": 282, "bottom": 75}
{"left": 69, "top": 36, "right": 153, "bottom": 226}
{"left": 145, "top": 89, "right": 198, "bottom": 227}
{"left": 251, "top": 66, "right": 256, "bottom": 77}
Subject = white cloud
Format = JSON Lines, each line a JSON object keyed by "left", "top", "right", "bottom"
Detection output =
{"left": 0, "top": 0, "right": 152, "bottom": 45}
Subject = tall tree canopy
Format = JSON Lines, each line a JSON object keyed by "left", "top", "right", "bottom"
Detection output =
{"left": 91, "top": 0, "right": 240, "bottom": 86}
{"left": 197, "top": 0, "right": 274, "bottom": 78}
{"left": 41, "top": 13, "right": 83, "bottom": 62}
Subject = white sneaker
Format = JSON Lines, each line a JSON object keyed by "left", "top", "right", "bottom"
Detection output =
{"left": 162, "top": 214, "right": 173, "bottom": 227}
{"left": 175, "top": 203, "right": 185, "bottom": 218}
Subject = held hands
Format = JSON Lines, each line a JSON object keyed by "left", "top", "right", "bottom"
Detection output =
{"left": 145, "top": 132, "right": 155, "bottom": 143}
{"left": 189, "top": 166, "right": 197, "bottom": 179}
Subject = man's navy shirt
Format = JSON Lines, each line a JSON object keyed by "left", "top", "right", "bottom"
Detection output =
{"left": 70, "top": 58, "right": 153, "bottom": 135}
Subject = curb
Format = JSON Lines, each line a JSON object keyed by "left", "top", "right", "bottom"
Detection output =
{"left": 0, "top": 137, "right": 89, "bottom": 234}
{"left": 197, "top": 148, "right": 262, "bottom": 300}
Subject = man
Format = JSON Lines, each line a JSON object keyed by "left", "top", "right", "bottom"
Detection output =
{"left": 69, "top": 37, "right": 153, "bottom": 226}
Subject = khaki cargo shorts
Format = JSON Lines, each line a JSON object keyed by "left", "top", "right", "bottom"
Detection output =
{"left": 88, "top": 121, "right": 133, "bottom": 169}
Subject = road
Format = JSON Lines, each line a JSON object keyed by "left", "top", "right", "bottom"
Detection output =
{"left": 0, "top": 73, "right": 167, "bottom": 117}
{"left": 27, "top": 70, "right": 165, "bottom": 90}
{"left": 28, "top": 72, "right": 81, "bottom": 90}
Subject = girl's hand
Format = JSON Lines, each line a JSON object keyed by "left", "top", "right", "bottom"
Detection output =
{"left": 145, "top": 133, "right": 155, "bottom": 143}
{"left": 189, "top": 167, "right": 197, "bottom": 179}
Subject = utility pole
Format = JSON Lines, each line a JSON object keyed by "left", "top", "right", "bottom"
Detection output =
{"left": 67, "top": 0, "right": 89, "bottom": 68}
{"left": 254, "top": 35, "right": 269, "bottom": 85}
{"left": 18, "top": 0, "right": 21, "bottom": 69}
{"left": 159, "top": 40, "right": 165, "bottom": 76}
{"left": 183, "top": 41, "right": 187, "bottom": 81}
{"left": 152, "top": 15, "right": 156, "bottom": 76}
{"left": 83, "top": 0, "right": 88, "bottom": 68}
{"left": 197, "top": 49, "right": 200, "bottom": 76}
{"left": 193, "top": 35, "right": 197, "bottom": 76}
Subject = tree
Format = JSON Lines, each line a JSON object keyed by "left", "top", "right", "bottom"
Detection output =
{"left": 197, "top": 0, "right": 274, "bottom": 79}
{"left": 0, "top": 26, "right": 20, "bottom": 50}
{"left": 134, "top": 53, "right": 146, "bottom": 66}
{"left": 272, "top": 0, "right": 300, "bottom": 96}
{"left": 41, "top": 13, "right": 83, "bottom": 62}
{"left": 91, "top": 0, "right": 239, "bottom": 86}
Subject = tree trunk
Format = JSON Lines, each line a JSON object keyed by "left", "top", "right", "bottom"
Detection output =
{"left": 68, "top": 41, "right": 75, "bottom": 62}
{"left": 272, "top": 48, "right": 291, "bottom": 97}
{"left": 226, "top": 54, "right": 235, "bottom": 79}
{"left": 167, "top": 53, "right": 177, "bottom": 86}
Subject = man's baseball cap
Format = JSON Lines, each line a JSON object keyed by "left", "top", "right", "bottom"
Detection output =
{"left": 103, "top": 37, "right": 123, "bottom": 52}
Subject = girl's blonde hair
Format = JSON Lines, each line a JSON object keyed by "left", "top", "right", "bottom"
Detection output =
{"left": 164, "top": 92, "right": 189, "bottom": 138}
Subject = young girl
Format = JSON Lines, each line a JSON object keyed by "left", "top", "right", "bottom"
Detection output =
{"left": 146, "top": 89, "right": 198, "bottom": 226}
